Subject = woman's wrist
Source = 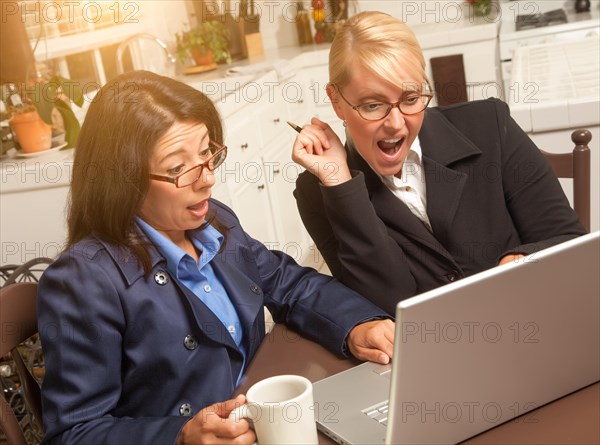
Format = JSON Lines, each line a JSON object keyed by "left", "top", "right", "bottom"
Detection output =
{"left": 319, "top": 164, "right": 352, "bottom": 186}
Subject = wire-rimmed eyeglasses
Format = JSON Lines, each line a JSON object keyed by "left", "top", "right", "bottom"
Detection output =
{"left": 333, "top": 84, "right": 433, "bottom": 121}
{"left": 149, "top": 140, "right": 227, "bottom": 188}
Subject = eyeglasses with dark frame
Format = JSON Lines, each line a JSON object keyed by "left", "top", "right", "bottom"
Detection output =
{"left": 333, "top": 84, "right": 433, "bottom": 121}
{"left": 149, "top": 140, "right": 228, "bottom": 188}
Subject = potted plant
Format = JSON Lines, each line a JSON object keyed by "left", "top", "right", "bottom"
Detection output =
{"left": 7, "top": 74, "right": 83, "bottom": 153}
{"left": 2, "top": 9, "right": 83, "bottom": 154}
{"left": 175, "top": 20, "right": 232, "bottom": 66}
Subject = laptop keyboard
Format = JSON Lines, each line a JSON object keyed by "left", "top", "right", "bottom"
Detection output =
{"left": 363, "top": 400, "right": 390, "bottom": 426}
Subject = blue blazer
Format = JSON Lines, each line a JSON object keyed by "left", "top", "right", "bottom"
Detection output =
{"left": 38, "top": 200, "right": 387, "bottom": 445}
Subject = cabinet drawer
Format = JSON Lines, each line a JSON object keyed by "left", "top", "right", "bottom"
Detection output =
{"left": 228, "top": 166, "right": 278, "bottom": 245}
{"left": 282, "top": 74, "right": 311, "bottom": 123}
{"left": 256, "top": 89, "right": 289, "bottom": 148}
{"left": 222, "top": 115, "right": 261, "bottom": 177}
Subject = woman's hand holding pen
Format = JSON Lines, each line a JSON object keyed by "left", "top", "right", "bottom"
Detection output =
{"left": 290, "top": 117, "right": 352, "bottom": 187}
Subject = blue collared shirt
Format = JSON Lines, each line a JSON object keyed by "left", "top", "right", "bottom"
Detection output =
{"left": 136, "top": 218, "right": 246, "bottom": 382}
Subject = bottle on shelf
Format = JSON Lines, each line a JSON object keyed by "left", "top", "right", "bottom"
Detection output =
{"left": 296, "top": 2, "right": 313, "bottom": 45}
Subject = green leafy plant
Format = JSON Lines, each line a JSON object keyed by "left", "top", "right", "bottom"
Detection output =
{"left": 175, "top": 20, "right": 232, "bottom": 65}
{"left": 10, "top": 75, "right": 84, "bottom": 149}
{"left": 466, "top": 0, "right": 492, "bottom": 17}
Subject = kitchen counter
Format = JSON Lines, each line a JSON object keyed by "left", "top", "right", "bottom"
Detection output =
{"left": 411, "top": 14, "right": 499, "bottom": 49}
{"left": 174, "top": 43, "right": 331, "bottom": 104}
{"left": 1, "top": 147, "right": 75, "bottom": 193}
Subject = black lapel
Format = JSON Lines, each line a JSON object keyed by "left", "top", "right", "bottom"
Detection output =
{"left": 347, "top": 148, "right": 452, "bottom": 260}
{"left": 419, "top": 108, "right": 482, "bottom": 246}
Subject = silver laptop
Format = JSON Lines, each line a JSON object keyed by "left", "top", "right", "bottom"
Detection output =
{"left": 314, "top": 231, "right": 600, "bottom": 445}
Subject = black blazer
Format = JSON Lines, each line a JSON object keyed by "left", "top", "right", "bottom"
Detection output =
{"left": 295, "top": 99, "right": 585, "bottom": 315}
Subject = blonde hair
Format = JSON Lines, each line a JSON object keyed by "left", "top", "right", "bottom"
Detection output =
{"left": 329, "top": 11, "right": 430, "bottom": 92}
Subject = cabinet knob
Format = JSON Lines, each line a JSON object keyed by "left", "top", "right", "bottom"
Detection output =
{"left": 241, "top": 143, "right": 248, "bottom": 149}
{"left": 273, "top": 118, "right": 280, "bottom": 124}
{"left": 258, "top": 184, "right": 265, "bottom": 190}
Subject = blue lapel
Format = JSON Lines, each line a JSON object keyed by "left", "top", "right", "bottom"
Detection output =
{"left": 211, "top": 245, "right": 266, "bottom": 358}
{"left": 98, "top": 231, "right": 264, "bottom": 355}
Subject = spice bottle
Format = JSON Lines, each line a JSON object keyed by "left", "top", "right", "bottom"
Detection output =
{"left": 296, "top": 2, "right": 313, "bottom": 45}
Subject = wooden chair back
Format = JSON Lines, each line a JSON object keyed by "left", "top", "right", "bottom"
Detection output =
{"left": 541, "top": 129, "right": 592, "bottom": 232}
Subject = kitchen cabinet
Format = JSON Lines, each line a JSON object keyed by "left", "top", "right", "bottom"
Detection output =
{"left": 210, "top": 69, "right": 317, "bottom": 266}
{"left": 285, "top": 74, "right": 310, "bottom": 124}
{"left": 212, "top": 75, "right": 278, "bottom": 245}
{"left": 0, "top": 183, "right": 69, "bottom": 265}
{"left": 292, "top": 66, "right": 344, "bottom": 142}
{"left": 0, "top": 53, "right": 328, "bottom": 269}
{"left": 262, "top": 140, "right": 310, "bottom": 260}
{"left": 0, "top": 150, "right": 73, "bottom": 265}
{"left": 225, "top": 162, "right": 278, "bottom": 244}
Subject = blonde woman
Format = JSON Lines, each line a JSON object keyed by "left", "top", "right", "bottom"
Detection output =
{"left": 292, "top": 11, "right": 585, "bottom": 315}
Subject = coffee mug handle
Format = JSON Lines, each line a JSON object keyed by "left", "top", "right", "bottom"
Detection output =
{"left": 228, "top": 403, "right": 256, "bottom": 425}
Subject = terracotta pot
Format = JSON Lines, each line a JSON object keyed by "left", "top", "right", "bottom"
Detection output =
{"left": 192, "top": 47, "right": 214, "bottom": 66}
{"left": 9, "top": 110, "right": 52, "bottom": 153}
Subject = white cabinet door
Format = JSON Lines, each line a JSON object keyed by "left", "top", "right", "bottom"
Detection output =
{"left": 284, "top": 73, "right": 312, "bottom": 124}
{"left": 261, "top": 138, "right": 310, "bottom": 263}
{"left": 256, "top": 83, "right": 290, "bottom": 149}
{"left": 0, "top": 185, "right": 69, "bottom": 264}
{"left": 228, "top": 165, "right": 278, "bottom": 245}
{"left": 191, "top": 65, "right": 342, "bottom": 259}
{"left": 295, "top": 65, "right": 345, "bottom": 141}
{"left": 220, "top": 111, "right": 261, "bottom": 184}
{"left": 303, "top": 65, "right": 331, "bottom": 109}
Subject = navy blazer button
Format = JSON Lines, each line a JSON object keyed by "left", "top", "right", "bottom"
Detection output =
{"left": 179, "top": 403, "right": 192, "bottom": 416}
{"left": 250, "top": 284, "right": 261, "bottom": 294}
{"left": 154, "top": 271, "right": 169, "bottom": 285}
{"left": 184, "top": 334, "right": 198, "bottom": 350}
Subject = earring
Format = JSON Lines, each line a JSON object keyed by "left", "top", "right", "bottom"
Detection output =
{"left": 342, "top": 120, "right": 347, "bottom": 127}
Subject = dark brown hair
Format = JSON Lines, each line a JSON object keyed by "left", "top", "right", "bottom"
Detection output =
{"left": 67, "top": 71, "right": 225, "bottom": 271}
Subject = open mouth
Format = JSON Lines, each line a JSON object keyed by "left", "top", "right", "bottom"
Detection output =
{"left": 377, "top": 137, "right": 405, "bottom": 156}
{"left": 187, "top": 199, "right": 209, "bottom": 217}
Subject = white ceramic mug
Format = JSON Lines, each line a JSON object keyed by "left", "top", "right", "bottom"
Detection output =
{"left": 229, "top": 374, "right": 318, "bottom": 444}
